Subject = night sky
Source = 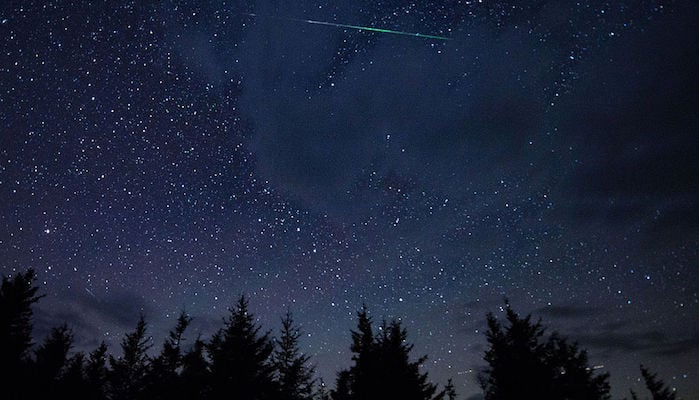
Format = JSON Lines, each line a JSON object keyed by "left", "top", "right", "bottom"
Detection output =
{"left": 1, "top": 1, "right": 697, "bottom": 398}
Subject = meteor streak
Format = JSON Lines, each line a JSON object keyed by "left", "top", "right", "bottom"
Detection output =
{"left": 243, "top": 13, "right": 451, "bottom": 41}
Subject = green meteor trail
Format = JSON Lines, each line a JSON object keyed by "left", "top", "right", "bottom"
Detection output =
{"left": 244, "top": 13, "right": 451, "bottom": 41}
{"left": 298, "top": 18, "right": 451, "bottom": 41}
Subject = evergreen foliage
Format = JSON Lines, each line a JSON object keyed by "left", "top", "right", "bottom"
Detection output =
{"left": 444, "top": 378, "right": 457, "bottom": 400}
{"left": 108, "top": 314, "right": 152, "bottom": 399}
{"left": 479, "top": 302, "right": 611, "bottom": 400}
{"left": 146, "top": 311, "right": 192, "bottom": 399}
{"left": 180, "top": 336, "right": 211, "bottom": 399}
{"left": 61, "top": 352, "right": 90, "bottom": 398}
{"left": 333, "top": 307, "right": 444, "bottom": 400}
{"left": 206, "top": 294, "right": 278, "bottom": 399}
{"left": 0, "top": 269, "right": 43, "bottom": 399}
{"left": 314, "top": 378, "right": 331, "bottom": 400}
{"left": 0, "top": 269, "right": 685, "bottom": 400}
{"left": 274, "top": 311, "right": 316, "bottom": 400}
{"left": 85, "top": 342, "right": 110, "bottom": 399}
{"left": 33, "top": 324, "right": 74, "bottom": 397}
{"left": 629, "top": 365, "right": 678, "bottom": 400}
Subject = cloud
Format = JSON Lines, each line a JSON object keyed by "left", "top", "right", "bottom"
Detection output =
{"left": 34, "top": 290, "right": 153, "bottom": 349}
{"left": 535, "top": 305, "right": 601, "bottom": 319}
{"left": 553, "top": 5, "right": 699, "bottom": 239}
{"left": 573, "top": 325, "right": 699, "bottom": 358}
{"left": 237, "top": 14, "right": 555, "bottom": 220}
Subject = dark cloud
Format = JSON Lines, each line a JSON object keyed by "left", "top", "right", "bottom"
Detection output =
{"left": 238, "top": 15, "right": 555, "bottom": 220}
{"left": 554, "top": 4, "right": 699, "bottom": 239}
{"left": 650, "top": 332, "right": 699, "bottom": 357}
{"left": 34, "top": 305, "right": 102, "bottom": 348}
{"left": 535, "top": 304, "right": 601, "bottom": 319}
{"left": 576, "top": 327, "right": 699, "bottom": 357}
{"left": 34, "top": 290, "right": 153, "bottom": 349}
{"left": 84, "top": 290, "right": 154, "bottom": 327}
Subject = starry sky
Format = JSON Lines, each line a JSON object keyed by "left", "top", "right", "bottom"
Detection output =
{"left": 1, "top": 1, "right": 697, "bottom": 398}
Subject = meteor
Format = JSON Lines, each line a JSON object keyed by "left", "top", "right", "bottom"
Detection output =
{"left": 243, "top": 13, "right": 451, "bottom": 41}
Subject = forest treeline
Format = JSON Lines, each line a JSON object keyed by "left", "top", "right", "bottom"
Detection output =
{"left": 0, "top": 269, "right": 681, "bottom": 400}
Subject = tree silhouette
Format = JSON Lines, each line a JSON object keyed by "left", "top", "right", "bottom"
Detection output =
{"left": 444, "top": 378, "right": 457, "bottom": 400}
{"left": 0, "top": 269, "right": 43, "bottom": 399}
{"left": 60, "top": 352, "right": 90, "bottom": 399}
{"left": 207, "top": 295, "right": 278, "bottom": 400}
{"left": 1, "top": 268, "right": 685, "bottom": 400}
{"left": 346, "top": 305, "right": 376, "bottom": 399}
{"left": 180, "top": 336, "right": 211, "bottom": 399}
{"left": 479, "top": 302, "right": 610, "bottom": 400}
{"left": 334, "top": 306, "right": 444, "bottom": 400}
{"left": 109, "top": 314, "right": 152, "bottom": 399}
{"left": 274, "top": 311, "right": 316, "bottom": 400}
{"left": 314, "top": 378, "right": 331, "bottom": 400}
{"left": 629, "top": 365, "right": 678, "bottom": 400}
{"left": 145, "top": 311, "right": 192, "bottom": 400}
{"left": 374, "top": 320, "right": 444, "bottom": 400}
{"left": 33, "top": 324, "right": 74, "bottom": 397}
{"left": 331, "top": 370, "right": 352, "bottom": 400}
{"left": 85, "top": 342, "right": 110, "bottom": 399}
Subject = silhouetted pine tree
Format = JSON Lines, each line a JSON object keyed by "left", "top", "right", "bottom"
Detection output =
{"left": 207, "top": 295, "right": 278, "bottom": 400}
{"left": 274, "top": 311, "right": 315, "bottom": 400}
{"left": 33, "top": 324, "right": 74, "bottom": 397}
{"left": 544, "top": 333, "right": 610, "bottom": 399}
{"left": 628, "top": 365, "right": 678, "bottom": 400}
{"left": 0, "top": 269, "right": 43, "bottom": 399}
{"left": 59, "top": 352, "right": 91, "bottom": 399}
{"left": 109, "top": 315, "right": 152, "bottom": 399}
{"left": 180, "top": 336, "right": 211, "bottom": 398}
{"left": 444, "top": 378, "right": 457, "bottom": 400}
{"left": 374, "top": 320, "right": 443, "bottom": 400}
{"left": 314, "top": 378, "right": 331, "bottom": 400}
{"left": 331, "top": 370, "right": 352, "bottom": 400}
{"left": 85, "top": 342, "right": 109, "bottom": 399}
{"left": 335, "top": 307, "right": 444, "bottom": 400}
{"left": 347, "top": 305, "right": 376, "bottom": 399}
{"left": 479, "top": 302, "right": 610, "bottom": 400}
{"left": 7, "top": 268, "right": 674, "bottom": 400}
{"left": 145, "top": 311, "right": 191, "bottom": 399}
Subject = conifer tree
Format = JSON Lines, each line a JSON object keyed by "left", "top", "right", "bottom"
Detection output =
{"left": 335, "top": 307, "right": 444, "bottom": 400}
{"left": 85, "top": 342, "right": 109, "bottom": 399}
{"left": 33, "top": 324, "right": 74, "bottom": 397}
{"left": 274, "top": 311, "right": 315, "bottom": 400}
{"left": 479, "top": 302, "right": 610, "bottom": 400}
{"left": 1, "top": 269, "right": 43, "bottom": 398}
{"left": 444, "top": 378, "right": 457, "bottom": 400}
{"left": 109, "top": 314, "right": 152, "bottom": 399}
{"left": 60, "top": 352, "right": 89, "bottom": 399}
{"left": 641, "top": 365, "right": 677, "bottom": 400}
{"left": 314, "top": 378, "right": 331, "bottom": 400}
{"left": 629, "top": 365, "right": 677, "bottom": 400}
{"left": 331, "top": 370, "right": 352, "bottom": 400}
{"left": 181, "top": 336, "right": 211, "bottom": 399}
{"left": 146, "top": 311, "right": 192, "bottom": 399}
{"left": 207, "top": 295, "right": 278, "bottom": 400}
{"left": 374, "top": 320, "right": 443, "bottom": 400}
{"left": 347, "top": 305, "right": 376, "bottom": 399}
